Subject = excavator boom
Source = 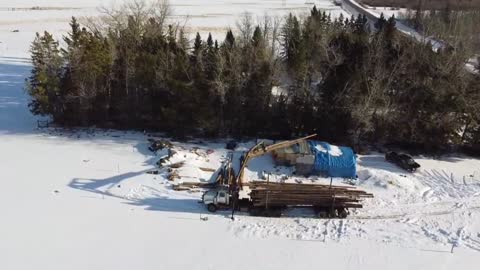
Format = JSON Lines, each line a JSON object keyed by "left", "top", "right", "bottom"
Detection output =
{"left": 235, "top": 134, "right": 317, "bottom": 188}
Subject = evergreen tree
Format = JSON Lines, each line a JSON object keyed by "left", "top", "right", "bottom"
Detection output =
{"left": 252, "top": 26, "right": 264, "bottom": 48}
{"left": 63, "top": 17, "right": 81, "bottom": 49}
{"left": 178, "top": 29, "right": 189, "bottom": 52}
{"left": 206, "top": 33, "right": 214, "bottom": 49}
{"left": 311, "top": 5, "right": 319, "bottom": 17}
{"left": 374, "top": 13, "right": 387, "bottom": 31}
{"left": 27, "top": 31, "right": 64, "bottom": 120}
{"left": 23, "top": 7, "right": 480, "bottom": 154}
{"left": 281, "top": 14, "right": 305, "bottom": 76}
{"left": 384, "top": 15, "right": 396, "bottom": 39}
{"left": 353, "top": 14, "right": 369, "bottom": 35}
{"left": 225, "top": 30, "right": 235, "bottom": 48}
{"left": 194, "top": 32, "right": 202, "bottom": 52}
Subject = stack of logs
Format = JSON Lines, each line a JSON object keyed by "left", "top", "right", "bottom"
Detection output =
{"left": 248, "top": 181, "right": 373, "bottom": 208}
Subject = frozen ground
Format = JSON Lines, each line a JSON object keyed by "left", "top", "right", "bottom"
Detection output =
{"left": 1, "top": 53, "right": 480, "bottom": 269}
{"left": 1, "top": 1, "right": 480, "bottom": 270}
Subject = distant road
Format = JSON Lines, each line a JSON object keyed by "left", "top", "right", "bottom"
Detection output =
{"left": 340, "top": 0, "right": 477, "bottom": 73}
{"left": 341, "top": 0, "right": 380, "bottom": 23}
{"left": 341, "top": 0, "right": 445, "bottom": 50}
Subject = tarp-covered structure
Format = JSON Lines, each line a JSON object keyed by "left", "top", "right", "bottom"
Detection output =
{"left": 308, "top": 141, "right": 356, "bottom": 178}
{"left": 272, "top": 140, "right": 356, "bottom": 178}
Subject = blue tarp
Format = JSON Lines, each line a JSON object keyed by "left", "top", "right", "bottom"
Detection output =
{"left": 308, "top": 141, "right": 356, "bottom": 178}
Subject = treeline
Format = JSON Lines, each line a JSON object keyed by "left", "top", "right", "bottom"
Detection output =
{"left": 27, "top": 3, "right": 480, "bottom": 152}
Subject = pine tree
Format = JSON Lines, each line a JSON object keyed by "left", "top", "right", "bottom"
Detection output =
{"left": 167, "top": 24, "right": 177, "bottom": 49}
{"left": 384, "top": 15, "right": 397, "bottom": 40}
{"left": 27, "top": 31, "right": 64, "bottom": 119}
{"left": 178, "top": 29, "right": 190, "bottom": 52}
{"left": 338, "top": 13, "right": 345, "bottom": 27}
{"left": 22, "top": 4, "right": 480, "bottom": 151}
{"left": 63, "top": 17, "right": 81, "bottom": 49}
{"left": 311, "top": 5, "right": 318, "bottom": 17}
{"left": 252, "top": 26, "right": 264, "bottom": 48}
{"left": 413, "top": 9, "right": 423, "bottom": 31}
{"left": 190, "top": 32, "right": 204, "bottom": 70}
{"left": 321, "top": 11, "right": 327, "bottom": 23}
{"left": 374, "top": 13, "right": 387, "bottom": 31}
{"left": 243, "top": 61, "right": 273, "bottom": 135}
{"left": 353, "top": 14, "right": 368, "bottom": 34}
{"left": 281, "top": 14, "right": 305, "bottom": 74}
{"left": 194, "top": 32, "right": 202, "bottom": 52}
{"left": 62, "top": 27, "right": 113, "bottom": 125}
{"left": 221, "top": 30, "right": 242, "bottom": 134}
{"left": 207, "top": 33, "right": 214, "bottom": 49}
{"left": 225, "top": 30, "right": 235, "bottom": 48}
{"left": 204, "top": 33, "right": 219, "bottom": 82}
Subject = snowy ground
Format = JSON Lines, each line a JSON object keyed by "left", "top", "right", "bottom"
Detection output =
{"left": 2, "top": 54, "right": 480, "bottom": 269}
{"left": 1, "top": 1, "right": 480, "bottom": 270}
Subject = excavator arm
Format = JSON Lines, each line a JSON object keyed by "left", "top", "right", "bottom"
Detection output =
{"left": 235, "top": 134, "right": 317, "bottom": 189}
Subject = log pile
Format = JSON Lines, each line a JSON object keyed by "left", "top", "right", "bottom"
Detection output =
{"left": 172, "top": 181, "right": 216, "bottom": 191}
{"left": 248, "top": 181, "right": 373, "bottom": 208}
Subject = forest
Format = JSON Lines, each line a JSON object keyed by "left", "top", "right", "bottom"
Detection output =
{"left": 26, "top": 1, "right": 480, "bottom": 153}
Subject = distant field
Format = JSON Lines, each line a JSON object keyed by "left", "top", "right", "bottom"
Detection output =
{"left": 360, "top": 0, "right": 480, "bottom": 9}
{"left": 0, "top": 0, "right": 344, "bottom": 58}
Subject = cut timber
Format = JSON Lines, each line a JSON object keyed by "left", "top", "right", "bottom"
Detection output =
{"left": 169, "top": 161, "right": 185, "bottom": 168}
{"left": 172, "top": 181, "right": 217, "bottom": 191}
{"left": 248, "top": 181, "right": 373, "bottom": 209}
{"left": 199, "top": 167, "right": 216, "bottom": 172}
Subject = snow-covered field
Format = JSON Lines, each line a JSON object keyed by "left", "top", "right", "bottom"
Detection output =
{"left": 0, "top": 0, "right": 344, "bottom": 58}
{"left": 1, "top": 1, "right": 480, "bottom": 269}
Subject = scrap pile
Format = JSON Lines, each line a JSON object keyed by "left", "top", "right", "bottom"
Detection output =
{"left": 148, "top": 138, "right": 172, "bottom": 153}
{"left": 248, "top": 181, "right": 373, "bottom": 208}
{"left": 215, "top": 157, "right": 235, "bottom": 186}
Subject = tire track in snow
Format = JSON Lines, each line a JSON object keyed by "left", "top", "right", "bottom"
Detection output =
{"left": 352, "top": 204, "right": 480, "bottom": 220}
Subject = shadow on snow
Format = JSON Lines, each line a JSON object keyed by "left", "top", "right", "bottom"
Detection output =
{"left": 0, "top": 57, "right": 39, "bottom": 135}
{"left": 69, "top": 170, "right": 208, "bottom": 215}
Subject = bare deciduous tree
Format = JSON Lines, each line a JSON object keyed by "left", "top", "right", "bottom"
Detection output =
{"left": 236, "top": 12, "right": 254, "bottom": 45}
{"left": 85, "top": 0, "right": 172, "bottom": 35}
